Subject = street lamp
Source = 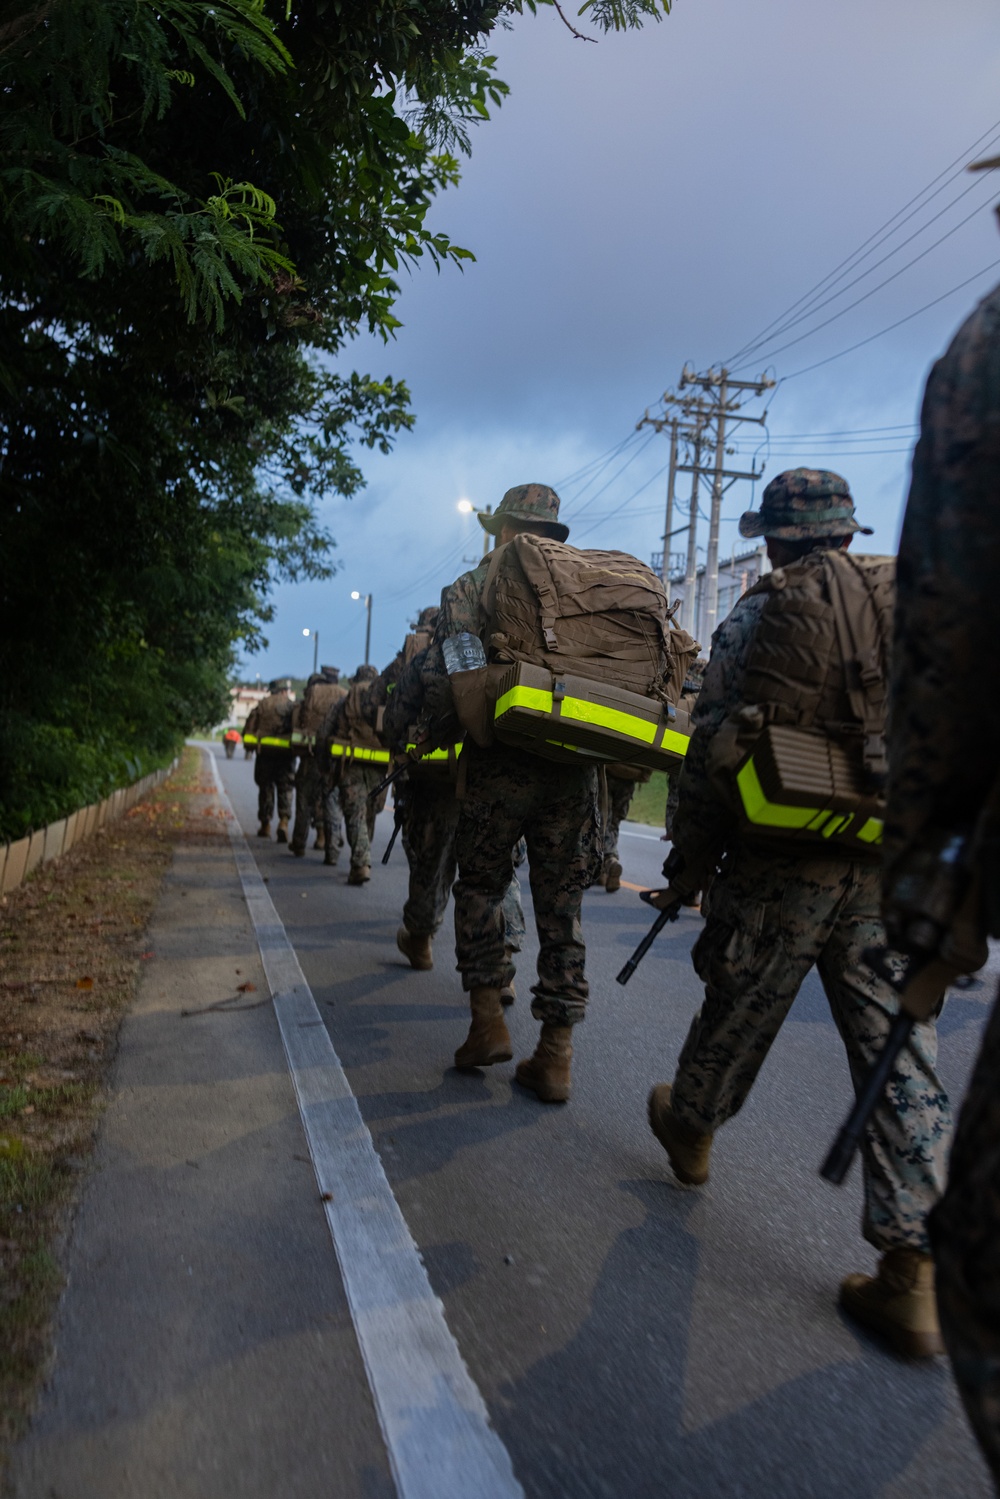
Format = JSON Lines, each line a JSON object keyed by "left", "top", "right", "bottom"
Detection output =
{"left": 457, "top": 498, "right": 494, "bottom": 557}
{"left": 351, "top": 591, "right": 373, "bottom": 666}
{"left": 302, "top": 627, "right": 319, "bottom": 675}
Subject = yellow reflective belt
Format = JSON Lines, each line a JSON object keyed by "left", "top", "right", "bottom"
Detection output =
{"left": 290, "top": 731, "right": 314, "bottom": 746}
{"left": 329, "top": 744, "right": 391, "bottom": 765}
{"left": 243, "top": 734, "right": 258, "bottom": 746}
{"left": 856, "top": 816, "right": 884, "bottom": 844}
{"left": 260, "top": 736, "right": 291, "bottom": 748}
{"left": 660, "top": 726, "right": 689, "bottom": 757}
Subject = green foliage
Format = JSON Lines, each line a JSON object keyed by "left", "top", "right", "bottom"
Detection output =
{"left": 0, "top": 0, "right": 667, "bottom": 839}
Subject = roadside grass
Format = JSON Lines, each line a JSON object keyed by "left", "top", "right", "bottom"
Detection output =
{"left": 0, "top": 745, "right": 208, "bottom": 1473}
{"left": 628, "top": 770, "right": 670, "bottom": 829}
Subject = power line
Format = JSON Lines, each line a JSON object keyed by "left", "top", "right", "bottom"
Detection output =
{"left": 563, "top": 431, "right": 658, "bottom": 521}
{"left": 726, "top": 114, "right": 1000, "bottom": 366}
{"left": 572, "top": 461, "right": 672, "bottom": 542}
{"left": 784, "top": 255, "right": 1000, "bottom": 381}
{"left": 731, "top": 184, "right": 999, "bottom": 370}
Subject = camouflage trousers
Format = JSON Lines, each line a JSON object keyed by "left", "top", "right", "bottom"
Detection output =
{"left": 930, "top": 982, "right": 1000, "bottom": 1486}
{"left": 400, "top": 775, "right": 525, "bottom": 950}
{"left": 338, "top": 764, "right": 381, "bottom": 872}
{"left": 254, "top": 750, "right": 295, "bottom": 825}
{"left": 664, "top": 771, "right": 681, "bottom": 841}
{"left": 453, "top": 742, "right": 601, "bottom": 1026}
{"left": 670, "top": 844, "right": 952, "bottom": 1254}
{"left": 292, "top": 755, "right": 344, "bottom": 854}
{"left": 604, "top": 775, "right": 637, "bottom": 863}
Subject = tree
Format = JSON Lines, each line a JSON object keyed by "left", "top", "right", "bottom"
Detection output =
{"left": 0, "top": 0, "right": 669, "bottom": 838}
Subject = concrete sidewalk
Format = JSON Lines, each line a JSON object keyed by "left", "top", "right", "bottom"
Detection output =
{"left": 8, "top": 778, "right": 394, "bottom": 1498}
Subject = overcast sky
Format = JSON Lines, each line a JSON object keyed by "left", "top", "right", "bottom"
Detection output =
{"left": 245, "top": 0, "right": 1000, "bottom": 683}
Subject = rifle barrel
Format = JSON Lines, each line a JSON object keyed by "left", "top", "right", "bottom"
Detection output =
{"left": 820, "top": 1011, "right": 914, "bottom": 1184}
{"left": 381, "top": 818, "right": 401, "bottom": 865}
{"left": 616, "top": 904, "right": 678, "bottom": 986}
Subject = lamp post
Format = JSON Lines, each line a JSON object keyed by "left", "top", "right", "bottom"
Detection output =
{"left": 351, "top": 591, "right": 373, "bottom": 666}
{"left": 302, "top": 627, "right": 319, "bottom": 675}
{"left": 457, "top": 498, "right": 493, "bottom": 557}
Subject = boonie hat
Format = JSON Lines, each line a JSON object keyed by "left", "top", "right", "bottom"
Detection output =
{"left": 480, "top": 483, "right": 569, "bottom": 543}
{"left": 738, "top": 469, "right": 873, "bottom": 541}
{"left": 354, "top": 664, "right": 378, "bottom": 683}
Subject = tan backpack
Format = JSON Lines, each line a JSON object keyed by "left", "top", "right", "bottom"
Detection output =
{"left": 441, "top": 536, "right": 691, "bottom": 771}
{"left": 711, "top": 550, "right": 894, "bottom": 855}
{"left": 293, "top": 681, "right": 346, "bottom": 743}
{"left": 254, "top": 692, "right": 293, "bottom": 747}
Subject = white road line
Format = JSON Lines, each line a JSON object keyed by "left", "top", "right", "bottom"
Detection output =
{"left": 208, "top": 752, "right": 523, "bottom": 1499}
{"left": 620, "top": 824, "right": 665, "bottom": 842}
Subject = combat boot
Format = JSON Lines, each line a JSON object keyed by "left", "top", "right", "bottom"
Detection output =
{"left": 323, "top": 847, "right": 339, "bottom": 867}
{"left": 314, "top": 828, "right": 326, "bottom": 851}
{"left": 454, "top": 988, "right": 512, "bottom": 1071}
{"left": 347, "top": 864, "right": 371, "bottom": 886}
{"left": 289, "top": 841, "right": 307, "bottom": 857}
{"left": 397, "top": 926, "right": 433, "bottom": 971}
{"left": 257, "top": 821, "right": 271, "bottom": 839}
{"left": 276, "top": 817, "right": 290, "bottom": 844}
{"left": 840, "top": 1248, "right": 945, "bottom": 1359}
{"left": 515, "top": 1023, "right": 573, "bottom": 1103}
{"left": 604, "top": 856, "right": 623, "bottom": 894}
{"left": 647, "top": 1083, "right": 712, "bottom": 1185}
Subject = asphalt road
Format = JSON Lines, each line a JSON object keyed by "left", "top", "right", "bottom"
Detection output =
{"left": 219, "top": 745, "right": 993, "bottom": 1497}
{"left": 12, "top": 742, "right": 995, "bottom": 1498}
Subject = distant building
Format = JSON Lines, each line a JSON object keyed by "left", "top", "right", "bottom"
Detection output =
{"left": 227, "top": 684, "right": 268, "bottom": 728}
{"left": 652, "top": 545, "right": 769, "bottom": 652}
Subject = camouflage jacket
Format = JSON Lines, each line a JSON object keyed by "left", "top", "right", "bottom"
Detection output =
{"left": 435, "top": 554, "right": 493, "bottom": 643}
{"left": 885, "top": 278, "right": 1000, "bottom": 887}
{"left": 670, "top": 591, "right": 767, "bottom": 869}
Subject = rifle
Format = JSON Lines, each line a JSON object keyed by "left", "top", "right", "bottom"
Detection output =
{"left": 616, "top": 889, "right": 683, "bottom": 985}
{"left": 821, "top": 828, "right": 988, "bottom": 1186}
{"left": 382, "top": 804, "right": 403, "bottom": 865}
{"left": 368, "top": 759, "right": 408, "bottom": 802}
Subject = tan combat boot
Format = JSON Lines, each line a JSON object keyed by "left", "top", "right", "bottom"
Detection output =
{"left": 647, "top": 1083, "right": 712, "bottom": 1185}
{"left": 257, "top": 821, "right": 271, "bottom": 839}
{"left": 604, "top": 856, "right": 623, "bottom": 894}
{"left": 276, "top": 817, "right": 290, "bottom": 844}
{"left": 454, "top": 988, "right": 513, "bottom": 1071}
{"left": 314, "top": 827, "right": 326, "bottom": 851}
{"left": 347, "top": 864, "right": 371, "bottom": 886}
{"left": 397, "top": 926, "right": 433, "bottom": 971}
{"left": 840, "top": 1248, "right": 945, "bottom": 1359}
{"left": 515, "top": 1023, "right": 573, "bottom": 1103}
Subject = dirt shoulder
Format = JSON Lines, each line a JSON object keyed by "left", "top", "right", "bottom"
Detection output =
{"left": 0, "top": 747, "right": 214, "bottom": 1472}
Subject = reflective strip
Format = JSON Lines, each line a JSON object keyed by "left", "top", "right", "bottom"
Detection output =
{"left": 495, "top": 685, "right": 552, "bottom": 717}
{"left": 737, "top": 755, "right": 884, "bottom": 846}
{"left": 290, "top": 731, "right": 314, "bottom": 746}
{"left": 243, "top": 734, "right": 258, "bottom": 746}
{"left": 260, "top": 736, "right": 291, "bottom": 748}
{"left": 660, "top": 726, "right": 690, "bottom": 757}
{"left": 405, "top": 743, "right": 463, "bottom": 762}
{"left": 559, "top": 696, "right": 657, "bottom": 745}
{"left": 736, "top": 756, "right": 825, "bottom": 830}
{"left": 329, "top": 743, "right": 391, "bottom": 765}
{"left": 495, "top": 684, "right": 683, "bottom": 753}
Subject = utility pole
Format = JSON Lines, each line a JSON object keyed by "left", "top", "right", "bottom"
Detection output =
{"left": 679, "top": 366, "right": 773, "bottom": 641}
{"left": 662, "top": 419, "right": 678, "bottom": 595}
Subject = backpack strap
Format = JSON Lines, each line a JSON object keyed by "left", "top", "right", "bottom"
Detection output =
{"left": 824, "top": 553, "right": 889, "bottom": 785}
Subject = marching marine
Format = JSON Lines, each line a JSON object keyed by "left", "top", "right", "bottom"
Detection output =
{"left": 289, "top": 665, "right": 346, "bottom": 862}
{"left": 323, "top": 664, "right": 387, "bottom": 885}
{"left": 248, "top": 679, "right": 296, "bottom": 841}
{"left": 645, "top": 471, "right": 952, "bottom": 1358}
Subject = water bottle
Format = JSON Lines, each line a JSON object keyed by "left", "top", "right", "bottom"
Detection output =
{"left": 442, "top": 632, "right": 487, "bottom": 675}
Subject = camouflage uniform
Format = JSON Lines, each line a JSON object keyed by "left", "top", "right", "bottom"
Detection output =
{"left": 251, "top": 689, "right": 296, "bottom": 827}
{"left": 665, "top": 488, "right": 951, "bottom": 1257}
{"left": 885, "top": 280, "right": 1000, "bottom": 1471}
{"left": 438, "top": 552, "right": 601, "bottom": 1027}
{"left": 291, "top": 671, "right": 346, "bottom": 857}
{"left": 338, "top": 763, "right": 382, "bottom": 870}
{"left": 324, "top": 667, "right": 385, "bottom": 876}
{"left": 604, "top": 772, "right": 641, "bottom": 865}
